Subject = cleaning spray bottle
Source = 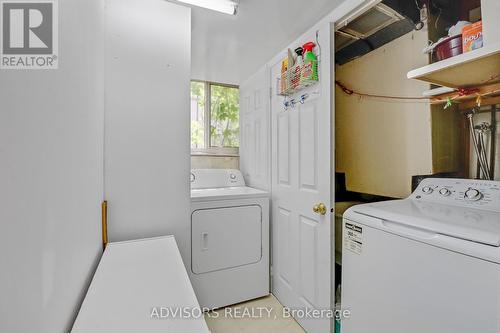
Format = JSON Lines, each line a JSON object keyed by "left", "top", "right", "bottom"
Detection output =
{"left": 302, "top": 42, "right": 318, "bottom": 82}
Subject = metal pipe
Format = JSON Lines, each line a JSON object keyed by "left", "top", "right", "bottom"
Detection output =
{"left": 468, "top": 114, "right": 490, "bottom": 179}
{"left": 476, "top": 139, "right": 482, "bottom": 179}
{"left": 490, "top": 105, "right": 497, "bottom": 179}
{"left": 479, "top": 132, "right": 491, "bottom": 179}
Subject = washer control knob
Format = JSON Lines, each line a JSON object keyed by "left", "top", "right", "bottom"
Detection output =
{"left": 439, "top": 188, "right": 451, "bottom": 197}
{"left": 230, "top": 173, "right": 237, "bottom": 180}
{"left": 465, "top": 188, "right": 482, "bottom": 201}
{"left": 422, "top": 186, "right": 433, "bottom": 194}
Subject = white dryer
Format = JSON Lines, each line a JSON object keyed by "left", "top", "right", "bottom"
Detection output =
{"left": 189, "top": 169, "right": 269, "bottom": 309}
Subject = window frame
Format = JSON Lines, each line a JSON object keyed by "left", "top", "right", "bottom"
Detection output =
{"left": 190, "top": 80, "right": 240, "bottom": 156}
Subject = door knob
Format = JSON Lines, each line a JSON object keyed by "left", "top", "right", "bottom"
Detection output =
{"left": 313, "top": 203, "right": 327, "bottom": 215}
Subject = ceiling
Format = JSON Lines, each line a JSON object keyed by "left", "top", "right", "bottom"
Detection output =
{"left": 189, "top": 0, "right": 347, "bottom": 84}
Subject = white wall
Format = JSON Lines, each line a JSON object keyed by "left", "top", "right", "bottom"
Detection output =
{"left": 335, "top": 30, "right": 434, "bottom": 198}
{"left": 239, "top": 66, "right": 271, "bottom": 190}
{"left": 191, "top": 0, "right": 346, "bottom": 84}
{"left": 482, "top": 0, "right": 500, "bottom": 47}
{"left": 104, "top": 0, "right": 191, "bottom": 246}
{"left": 0, "top": 0, "right": 104, "bottom": 332}
{"left": 191, "top": 155, "right": 239, "bottom": 169}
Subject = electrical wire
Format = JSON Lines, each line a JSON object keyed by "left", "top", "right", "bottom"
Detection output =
{"left": 430, "top": 0, "right": 442, "bottom": 31}
{"left": 336, "top": 74, "right": 500, "bottom": 106}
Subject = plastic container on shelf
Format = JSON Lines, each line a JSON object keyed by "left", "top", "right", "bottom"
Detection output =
{"left": 434, "top": 34, "right": 463, "bottom": 61}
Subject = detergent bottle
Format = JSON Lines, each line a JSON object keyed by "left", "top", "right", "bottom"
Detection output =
{"left": 291, "top": 47, "right": 304, "bottom": 89}
{"left": 294, "top": 46, "right": 304, "bottom": 66}
{"left": 302, "top": 42, "right": 318, "bottom": 82}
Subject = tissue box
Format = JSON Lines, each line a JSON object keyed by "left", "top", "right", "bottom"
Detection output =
{"left": 462, "top": 21, "right": 483, "bottom": 53}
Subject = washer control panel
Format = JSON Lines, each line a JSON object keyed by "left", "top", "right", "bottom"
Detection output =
{"left": 411, "top": 178, "right": 500, "bottom": 212}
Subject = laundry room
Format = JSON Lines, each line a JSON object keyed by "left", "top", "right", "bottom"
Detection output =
{"left": 0, "top": 0, "right": 499, "bottom": 333}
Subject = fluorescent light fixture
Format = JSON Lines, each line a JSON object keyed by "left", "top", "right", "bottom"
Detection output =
{"left": 175, "top": 0, "right": 238, "bottom": 15}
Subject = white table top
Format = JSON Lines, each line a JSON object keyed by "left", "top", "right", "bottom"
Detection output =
{"left": 71, "top": 236, "right": 210, "bottom": 333}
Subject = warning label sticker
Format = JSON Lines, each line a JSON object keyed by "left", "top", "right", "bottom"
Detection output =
{"left": 345, "top": 223, "right": 363, "bottom": 255}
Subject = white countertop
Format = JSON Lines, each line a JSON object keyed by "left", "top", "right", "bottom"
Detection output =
{"left": 71, "top": 236, "right": 209, "bottom": 333}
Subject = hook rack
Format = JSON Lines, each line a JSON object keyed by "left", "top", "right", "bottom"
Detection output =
{"left": 283, "top": 93, "right": 315, "bottom": 110}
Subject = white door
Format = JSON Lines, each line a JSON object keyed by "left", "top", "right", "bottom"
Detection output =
{"left": 271, "top": 25, "right": 332, "bottom": 333}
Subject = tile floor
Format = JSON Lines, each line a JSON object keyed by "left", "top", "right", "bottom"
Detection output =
{"left": 204, "top": 294, "right": 306, "bottom": 333}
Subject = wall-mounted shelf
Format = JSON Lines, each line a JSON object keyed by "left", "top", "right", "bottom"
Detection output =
{"left": 422, "top": 86, "right": 455, "bottom": 97}
{"left": 407, "top": 44, "right": 500, "bottom": 88}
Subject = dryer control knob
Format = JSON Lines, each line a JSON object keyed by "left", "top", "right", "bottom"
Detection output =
{"left": 465, "top": 188, "right": 482, "bottom": 201}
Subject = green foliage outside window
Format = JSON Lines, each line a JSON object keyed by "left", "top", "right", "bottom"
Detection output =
{"left": 210, "top": 85, "right": 239, "bottom": 148}
{"left": 190, "top": 81, "right": 239, "bottom": 150}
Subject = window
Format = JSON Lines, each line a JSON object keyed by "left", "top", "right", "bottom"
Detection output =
{"left": 191, "top": 81, "right": 239, "bottom": 155}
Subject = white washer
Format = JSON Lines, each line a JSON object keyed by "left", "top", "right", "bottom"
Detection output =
{"left": 189, "top": 169, "right": 269, "bottom": 309}
{"left": 342, "top": 178, "right": 500, "bottom": 333}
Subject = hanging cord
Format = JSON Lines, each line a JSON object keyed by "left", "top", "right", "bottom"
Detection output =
{"left": 335, "top": 81, "right": 430, "bottom": 101}
{"left": 483, "top": 73, "right": 500, "bottom": 84}
{"left": 337, "top": 73, "right": 500, "bottom": 107}
{"left": 430, "top": 0, "right": 442, "bottom": 31}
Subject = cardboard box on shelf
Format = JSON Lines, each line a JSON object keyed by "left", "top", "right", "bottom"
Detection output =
{"left": 462, "top": 21, "right": 483, "bottom": 53}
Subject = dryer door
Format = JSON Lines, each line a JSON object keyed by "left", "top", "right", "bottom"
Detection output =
{"left": 191, "top": 205, "right": 262, "bottom": 274}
